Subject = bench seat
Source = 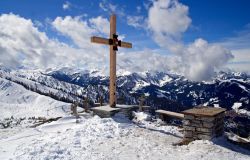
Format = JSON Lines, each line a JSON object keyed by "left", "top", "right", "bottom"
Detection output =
{"left": 156, "top": 109, "right": 184, "bottom": 119}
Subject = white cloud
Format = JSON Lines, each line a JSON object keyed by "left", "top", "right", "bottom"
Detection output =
{"left": 118, "top": 49, "right": 182, "bottom": 73}
{"left": 89, "top": 16, "right": 110, "bottom": 36}
{"left": 0, "top": 13, "right": 58, "bottom": 68}
{"left": 218, "top": 24, "right": 250, "bottom": 50}
{"left": 226, "top": 49, "right": 250, "bottom": 73}
{"left": 147, "top": 0, "right": 234, "bottom": 81}
{"left": 0, "top": 13, "right": 110, "bottom": 70}
{"left": 183, "top": 39, "right": 233, "bottom": 81}
{"left": 230, "top": 49, "right": 250, "bottom": 62}
{"left": 63, "top": 1, "right": 71, "bottom": 10}
{"left": 52, "top": 16, "right": 95, "bottom": 49}
{"left": 226, "top": 62, "right": 250, "bottom": 73}
{"left": 148, "top": 0, "right": 191, "bottom": 36}
{"left": 148, "top": 0, "right": 191, "bottom": 51}
{"left": 127, "top": 16, "right": 145, "bottom": 28}
{"left": 215, "top": 24, "right": 250, "bottom": 72}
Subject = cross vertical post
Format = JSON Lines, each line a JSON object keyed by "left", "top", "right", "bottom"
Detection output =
{"left": 109, "top": 15, "right": 116, "bottom": 107}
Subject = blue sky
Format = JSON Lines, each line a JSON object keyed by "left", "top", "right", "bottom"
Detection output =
{"left": 0, "top": 0, "right": 249, "bottom": 80}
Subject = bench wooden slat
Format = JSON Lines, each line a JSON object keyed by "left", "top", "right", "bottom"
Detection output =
{"left": 156, "top": 110, "right": 184, "bottom": 119}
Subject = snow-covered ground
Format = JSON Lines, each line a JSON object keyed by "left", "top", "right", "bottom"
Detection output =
{"left": 0, "top": 78, "right": 71, "bottom": 119}
{"left": 0, "top": 112, "right": 250, "bottom": 160}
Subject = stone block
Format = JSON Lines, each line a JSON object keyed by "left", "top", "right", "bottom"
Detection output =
{"left": 197, "top": 131, "right": 213, "bottom": 136}
{"left": 196, "top": 127, "right": 213, "bottom": 133}
{"left": 200, "top": 116, "right": 215, "bottom": 122}
{"left": 184, "top": 131, "right": 193, "bottom": 138}
{"left": 183, "top": 137, "right": 195, "bottom": 142}
{"left": 183, "top": 120, "right": 191, "bottom": 125}
{"left": 197, "top": 134, "right": 213, "bottom": 140}
{"left": 192, "top": 119, "right": 202, "bottom": 123}
{"left": 202, "top": 122, "right": 214, "bottom": 128}
{"left": 183, "top": 125, "right": 196, "bottom": 131}
{"left": 190, "top": 122, "right": 203, "bottom": 127}
{"left": 184, "top": 114, "right": 195, "bottom": 120}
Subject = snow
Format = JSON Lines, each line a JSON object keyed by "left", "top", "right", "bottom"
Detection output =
{"left": 133, "top": 111, "right": 151, "bottom": 122}
{"left": 132, "top": 80, "right": 150, "bottom": 91}
{"left": 156, "top": 90, "right": 167, "bottom": 98}
{"left": 117, "top": 70, "right": 132, "bottom": 76}
{"left": 237, "top": 83, "right": 249, "bottom": 93}
{"left": 0, "top": 78, "right": 71, "bottom": 119}
{"left": 226, "top": 132, "right": 250, "bottom": 143}
{"left": 92, "top": 105, "right": 121, "bottom": 112}
{"left": 159, "top": 75, "right": 173, "bottom": 86}
{"left": 0, "top": 68, "right": 84, "bottom": 103}
{"left": 232, "top": 102, "right": 250, "bottom": 116}
{"left": 213, "top": 104, "right": 220, "bottom": 108}
{"left": 232, "top": 102, "right": 242, "bottom": 110}
{"left": 1, "top": 113, "right": 250, "bottom": 160}
{"left": 188, "top": 91, "right": 198, "bottom": 98}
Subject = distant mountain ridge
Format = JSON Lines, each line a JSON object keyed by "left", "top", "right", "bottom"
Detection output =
{"left": 0, "top": 67, "right": 249, "bottom": 114}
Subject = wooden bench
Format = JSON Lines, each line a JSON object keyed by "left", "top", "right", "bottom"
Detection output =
{"left": 156, "top": 110, "right": 184, "bottom": 121}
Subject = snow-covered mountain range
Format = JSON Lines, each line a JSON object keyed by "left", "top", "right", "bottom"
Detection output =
{"left": 1, "top": 66, "right": 249, "bottom": 113}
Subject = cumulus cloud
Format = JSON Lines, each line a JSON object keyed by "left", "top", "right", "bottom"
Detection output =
{"left": 0, "top": 13, "right": 59, "bottom": 68}
{"left": 0, "top": 13, "right": 110, "bottom": 70}
{"left": 147, "top": 0, "right": 234, "bottom": 81}
{"left": 52, "top": 16, "right": 96, "bottom": 49}
{"left": 183, "top": 39, "right": 233, "bottom": 81}
{"left": 148, "top": 0, "right": 191, "bottom": 52}
{"left": 148, "top": 0, "right": 191, "bottom": 37}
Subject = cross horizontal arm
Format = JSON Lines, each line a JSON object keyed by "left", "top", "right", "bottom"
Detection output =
{"left": 91, "top": 36, "right": 132, "bottom": 48}
{"left": 91, "top": 36, "right": 110, "bottom": 45}
{"left": 120, "top": 41, "right": 132, "bottom": 48}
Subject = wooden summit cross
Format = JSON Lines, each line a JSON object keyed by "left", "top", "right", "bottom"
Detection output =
{"left": 91, "top": 14, "right": 132, "bottom": 108}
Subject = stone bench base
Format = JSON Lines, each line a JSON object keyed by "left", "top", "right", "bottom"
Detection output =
{"left": 182, "top": 107, "right": 226, "bottom": 141}
{"left": 91, "top": 105, "right": 121, "bottom": 118}
{"left": 91, "top": 105, "right": 150, "bottom": 118}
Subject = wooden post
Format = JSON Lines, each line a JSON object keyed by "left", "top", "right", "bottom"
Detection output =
{"left": 139, "top": 95, "right": 146, "bottom": 112}
{"left": 71, "top": 103, "right": 78, "bottom": 116}
{"left": 99, "top": 95, "right": 104, "bottom": 106}
{"left": 84, "top": 97, "right": 89, "bottom": 112}
{"left": 110, "top": 15, "right": 116, "bottom": 107}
